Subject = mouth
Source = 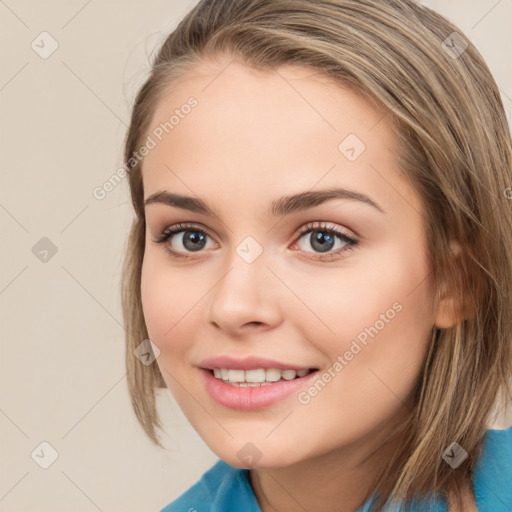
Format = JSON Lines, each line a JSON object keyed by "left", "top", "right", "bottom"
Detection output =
{"left": 200, "top": 367, "right": 320, "bottom": 410}
{"left": 207, "top": 367, "right": 318, "bottom": 386}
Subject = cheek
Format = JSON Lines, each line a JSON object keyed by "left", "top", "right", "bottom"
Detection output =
{"left": 140, "top": 249, "right": 221, "bottom": 370}
{"left": 140, "top": 253, "right": 203, "bottom": 401}
{"left": 289, "top": 251, "right": 432, "bottom": 349}
{"left": 140, "top": 255, "right": 167, "bottom": 340}
{"left": 292, "top": 244, "right": 433, "bottom": 405}
{"left": 140, "top": 251, "right": 197, "bottom": 345}
{"left": 289, "top": 283, "right": 432, "bottom": 448}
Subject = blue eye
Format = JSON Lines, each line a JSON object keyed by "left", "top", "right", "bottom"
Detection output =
{"left": 153, "top": 223, "right": 213, "bottom": 259}
{"left": 153, "top": 221, "right": 358, "bottom": 261}
{"left": 293, "top": 221, "right": 358, "bottom": 261}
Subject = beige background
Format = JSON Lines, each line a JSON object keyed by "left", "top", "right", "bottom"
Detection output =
{"left": 1, "top": 1, "right": 511, "bottom": 511}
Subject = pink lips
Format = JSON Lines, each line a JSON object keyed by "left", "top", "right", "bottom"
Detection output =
{"left": 199, "top": 355, "right": 314, "bottom": 371}
{"left": 198, "top": 355, "right": 318, "bottom": 410}
{"left": 199, "top": 368, "right": 318, "bottom": 411}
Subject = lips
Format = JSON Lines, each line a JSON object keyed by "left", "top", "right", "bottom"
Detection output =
{"left": 198, "top": 355, "right": 320, "bottom": 409}
{"left": 199, "top": 355, "right": 317, "bottom": 372}
{"left": 200, "top": 367, "right": 319, "bottom": 410}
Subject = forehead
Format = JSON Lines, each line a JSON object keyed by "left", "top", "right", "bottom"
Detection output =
{"left": 141, "top": 58, "right": 422, "bottom": 217}
{"left": 147, "top": 58, "right": 390, "bottom": 145}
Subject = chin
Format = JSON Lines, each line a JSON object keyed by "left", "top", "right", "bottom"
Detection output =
{"left": 212, "top": 442, "right": 302, "bottom": 470}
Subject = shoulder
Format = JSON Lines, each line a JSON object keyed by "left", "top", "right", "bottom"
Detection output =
{"left": 472, "top": 424, "right": 512, "bottom": 511}
{"left": 160, "top": 459, "right": 261, "bottom": 512}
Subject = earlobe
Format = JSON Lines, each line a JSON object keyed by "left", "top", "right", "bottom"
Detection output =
{"left": 434, "top": 295, "right": 461, "bottom": 329}
{"left": 433, "top": 241, "right": 471, "bottom": 329}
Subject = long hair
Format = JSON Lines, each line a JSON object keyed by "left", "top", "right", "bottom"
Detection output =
{"left": 120, "top": 1, "right": 512, "bottom": 510}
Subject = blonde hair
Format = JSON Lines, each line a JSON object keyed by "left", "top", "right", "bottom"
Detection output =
{"left": 120, "top": 0, "right": 512, "bottom": 510}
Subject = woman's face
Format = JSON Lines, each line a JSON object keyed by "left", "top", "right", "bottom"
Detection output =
{"left": 140, "top": 57, "right": 438, "bottom": 469}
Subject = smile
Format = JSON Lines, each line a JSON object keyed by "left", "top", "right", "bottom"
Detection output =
{"left": 211, "top": 367, "right": 314, "bottom": 386}
{"left": 201, "top": 368, "right": 319, "bottom": 409}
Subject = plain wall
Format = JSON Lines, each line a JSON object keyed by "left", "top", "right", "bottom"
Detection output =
{"left": 1, "top": 1, "right": 511, "bottom": 510}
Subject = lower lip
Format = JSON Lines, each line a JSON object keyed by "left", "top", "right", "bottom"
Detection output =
{"left": 200, "top": 369, "right": 318, "bottom": 410}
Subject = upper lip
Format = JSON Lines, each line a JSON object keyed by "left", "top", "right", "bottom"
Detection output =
{"left": 199, "top": 355, "right": 316, "bottom": 371}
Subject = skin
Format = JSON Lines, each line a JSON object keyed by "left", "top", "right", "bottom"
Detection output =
{"left": 140, "top": 56, "right": 471, "bottom": 511}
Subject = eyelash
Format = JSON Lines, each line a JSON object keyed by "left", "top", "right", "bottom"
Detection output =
{"left": 152, "top": 221, "right": 359, "bottom": 262}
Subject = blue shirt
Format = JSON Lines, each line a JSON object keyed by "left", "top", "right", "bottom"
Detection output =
{"left": 161, "top": 426, "right": 512, "bottom": 511}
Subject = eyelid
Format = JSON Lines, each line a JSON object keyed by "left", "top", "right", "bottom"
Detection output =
{"left": 153, "top": 221, "right": 355, "bottom": 244}
{"left": 153, "top": 222, "right": 215, "bottom": 244}
{"left": 293, "top": 221, "right": 356, "bottom": 241}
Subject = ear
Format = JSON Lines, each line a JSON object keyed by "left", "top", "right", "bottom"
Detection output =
{"left": 434, "top": 240, "right": 474, "bottom": 329}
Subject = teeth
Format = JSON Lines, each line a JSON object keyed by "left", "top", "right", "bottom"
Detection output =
{"left": 245, "top": 369, "right": 266, "bottom": 382}
{"left": 227, "top": 381, "right": 273, "bottom": 387}
{"left": 211, "top": 367, "right": 312, "bottom": 383}
{"left": 227, "top": 369, "right": 245, "bottom": 382}
{"left": 281, "top": 369, "right": 297, "bottom": 380}
{"left": 265, "top": 368, "right": 282, "bottom": 382}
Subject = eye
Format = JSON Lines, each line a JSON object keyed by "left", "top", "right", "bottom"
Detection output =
{"left": 152, "top": 221, "right": 359, "bottom": 262}
{"left": 292, "top": 221, "right": 358, "bottom": 261}
{"left": 152, "top": 223, "right": 215, "bottom": 260}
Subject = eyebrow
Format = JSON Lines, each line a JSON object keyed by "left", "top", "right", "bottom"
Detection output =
{"left": 144, "top": 187, "right": 385, "bottom": 217}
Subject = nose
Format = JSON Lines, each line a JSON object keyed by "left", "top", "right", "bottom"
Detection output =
{"left": 205, "top": 250, "right": 282, "bottom": 335}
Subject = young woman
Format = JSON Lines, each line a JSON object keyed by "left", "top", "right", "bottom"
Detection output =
{"left": 120, "top": 1, "right": 512, "bottom": 510}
